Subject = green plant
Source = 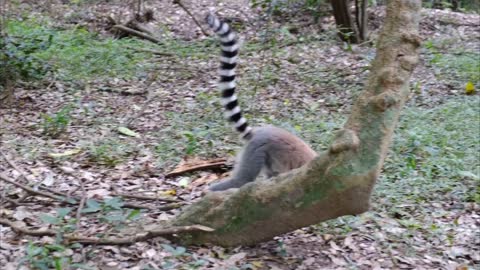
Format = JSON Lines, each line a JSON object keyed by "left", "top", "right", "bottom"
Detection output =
{"left": 183, "top": 131, "right": 201, "bottom": 156}
{"left": 379, "top": 97, "right": 479, "bottom": 204}
{"left": 82, "top": 197, "right": 141, "bottom": 227}
{"left": 425, "top": 39, "right": 480, "bottom": 84}
{"left": 0, "top": 26, "right": 52, "bottom": 85}
{"left": 160, "top": 244, "right": 209, "bottom": 269}
{"left": 41, "top": 106, "right": 72, "bottom": 138}
{"left": 87, "top": 139, "right": 131, "bottom": 166}
{"left": 20, "top": 242, "right": 73, "bottom": 270}
{"left": 6, "top": 18, "right": 153, "bottom": 82}
{"left": 19, "top": 208, "right": 85, "bottom": 270}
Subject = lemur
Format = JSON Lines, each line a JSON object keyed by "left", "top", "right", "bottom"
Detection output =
{"left": 206, "top": 14, "right": 317, "bottom": 191}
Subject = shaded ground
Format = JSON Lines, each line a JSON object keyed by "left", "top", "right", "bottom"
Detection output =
{"left": 0, "top": 1, "right": 479, "bottom": 269}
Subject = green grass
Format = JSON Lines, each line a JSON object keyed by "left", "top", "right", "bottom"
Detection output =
{"left": 6, "top": 18, "right": 153, "bottom": 81}
{"left": 4, "top": 17, "right": 215, "bottom": 83}
{"left": 379, "top": 96, "right": 480, "bottom": 204}
{"left": 311, "top": 97, "right": 479, "bottom": 240}
{"left": 425, "top": 40, "right": 480, "bottom": 84}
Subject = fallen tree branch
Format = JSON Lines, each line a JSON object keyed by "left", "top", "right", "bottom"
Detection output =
{"left": 112, "top": 25, "right": 162, "bottom": 44}
{"left": 172, "top": 0, "right": 209, "bottom": 36}
{"left": 0, "top": 218, "right": 213, "bottom": 245}
{"left": 165, "top": 158, "right": 228, "bottom": 178}
{"left": 128, "top": 21, "right": 154, "bottom": 36}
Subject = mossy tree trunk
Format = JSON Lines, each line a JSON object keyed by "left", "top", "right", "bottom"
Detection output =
{"left": 169, "top": 0, "right": 422, "bottom": 247}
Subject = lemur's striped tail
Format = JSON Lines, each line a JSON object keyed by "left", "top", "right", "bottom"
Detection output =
{"left": 206, "top": 14, "right": 252, "bottom": 140}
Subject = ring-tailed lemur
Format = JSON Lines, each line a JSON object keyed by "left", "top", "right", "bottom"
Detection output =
{"left": 206, "top": 14, "right": 317, "bottom": 191}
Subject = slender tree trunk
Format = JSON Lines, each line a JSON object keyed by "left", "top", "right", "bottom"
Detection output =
{"left": 168, "top": 0, "right": 422, "bottom": 247}
{"left": 355, "top": 0, "right": 369, "bottom": 41}
{"left": 451, "top": 0, "right": 459, "bottom": 10}
{"left": 331, "top": 0, "right": 359, "bottom": 43}
{"left": 360, "top": 0, "right": 368, "bottom": 40}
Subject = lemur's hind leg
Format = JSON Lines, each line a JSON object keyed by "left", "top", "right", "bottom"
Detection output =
{"left": 209, "top": 140, "right": 267, "bottom": 191}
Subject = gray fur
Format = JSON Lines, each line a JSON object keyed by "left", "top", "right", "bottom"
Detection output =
{"left": 206, "top": 15, "right": 316, "bottom": 191}
{"left": 209, "top": 126, "right": 316, "bottom": 191}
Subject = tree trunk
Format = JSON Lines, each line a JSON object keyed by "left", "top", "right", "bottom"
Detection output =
{"left": 451, "top": 0, "right": 459, "bottom": 10}
{"left": 168, "top": 0, "right": 422, "bottom": 247}
{"left": 331, "top": 0, "right": 359, "bottom": 43}
{"left": 360, "top": 0, "right": 368, "bottom": 40}
{"left": 0, "top": 78, "right": 14, "bottom": 107}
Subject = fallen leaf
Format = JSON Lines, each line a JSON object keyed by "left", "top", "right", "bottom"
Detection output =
{"left": 224, "top": 252, "right": 247, "bottom": 266}
{"left": 118, "top": 126, "right": 140, "bottom": 138}
{"left": 48, "top": 148, "right": 82, "bottom": 158}
{"left": 177, "top": 177, "right": 190, "bottom": 187}
{"left": 191, "top": 174, "right": 220, "bottom": 188}
{"left": 159, "top": 189, "right": 176, "bottom": 196}
{"left": 465, "top": 81, "right": 475, "bottom": 95}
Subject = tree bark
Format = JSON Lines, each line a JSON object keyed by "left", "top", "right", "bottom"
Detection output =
{"left": 168, "top": 0, "right": 422, "bottom": 247}
{"left": 360, "top": 0, "right": 368, "bottom": 41}
{"left": 331, "top": 0, "right": 359, "bottom": 43}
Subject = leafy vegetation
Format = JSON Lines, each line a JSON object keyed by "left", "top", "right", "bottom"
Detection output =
{"left": 382, "top": 97, "right": 479, "bottom": 203}
{"left": 19, "top": 198, "right": 140, "bottom": 269}
{"left": 314, "top": 97, "right": 479, "bottom": 239}
{"left": 5, "top": 18, "right": 153, "bottom": 82}
{"left": 41, "top": 105, "right": 72, "bottom": 138}
{"left": 87, "top": 138, "right": 133, "bottom": 166}
{"left": 425, "top": 40, "right": 480, "bottom": 84}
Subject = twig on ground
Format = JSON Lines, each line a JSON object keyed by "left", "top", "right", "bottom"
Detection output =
{"left": 0, "top": 173, "right": 67, "bottom": 202}
{"left": 172, "top": 0, "right": 209, "bottom": 36}
{"left": 114, "top": 192, "right": 180, "bottom": 202}
{"left": 122, "top": 202, "right": 153, "bottom": 210}
{"left": 2, "top": 151, "right": 69, "bottom": 199}
{"left": 0, "top": 218, "right": 214, "bottom": 245}
{"left": 76, "top": 179, "right": 87, "bottom": 228}
{"left": 0, "top": 218, "right": 57, "bottom": 237}
{"left": 0, "top": 173, "right": 152, "bottom": 209}
{"left": 1, "top": 151, "right": 34, "bottom": 182}
{"left": 0, "top": 195, "right": 31, "bottom": 206}
{"left": 112, "top": 25, "right": 162, "bottom": 44}
{"left": 1, "top": 152, "right": 168, "bottom": 211}
{"left": 157, "top": 202, "right": 186, "bottom": 211}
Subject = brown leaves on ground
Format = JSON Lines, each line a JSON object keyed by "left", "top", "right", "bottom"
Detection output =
{"left": 0, "top": 1, "right": 478, "bottom": 269}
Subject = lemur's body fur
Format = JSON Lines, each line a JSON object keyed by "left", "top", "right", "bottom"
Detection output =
{"left": 206, "top": 14, "right": 316, "bottom": 191}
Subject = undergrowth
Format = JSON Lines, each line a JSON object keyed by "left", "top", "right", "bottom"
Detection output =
{"left": 6, "top": 18, "right": 153, "bottom": 81}
{"left": 312, "top": 96, "right": 479, "bottom": 245}
{"left": 380, "top": 96, "right": 480, "bottom": 204}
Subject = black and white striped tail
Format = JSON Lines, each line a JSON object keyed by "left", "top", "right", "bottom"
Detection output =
{"left": 206, "top": 14, "right": 252, "bottom": 140}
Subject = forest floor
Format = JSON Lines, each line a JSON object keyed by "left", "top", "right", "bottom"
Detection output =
{"left": 0, "top": 1, "right": 479, "bottom": 269}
